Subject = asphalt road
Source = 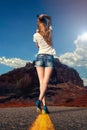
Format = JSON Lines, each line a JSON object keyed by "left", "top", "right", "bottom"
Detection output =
{"left": 0, "top": 106, "right": 87, "bottom": 130}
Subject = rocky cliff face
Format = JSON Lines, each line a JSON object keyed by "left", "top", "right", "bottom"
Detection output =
{"left": 52, "top": 59, "right": 83, "bottom": 87}
{"left": 0, "top": 58, "right": 86, "bottom": 107}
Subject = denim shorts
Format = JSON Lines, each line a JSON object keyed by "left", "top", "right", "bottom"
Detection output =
{"left": 34, "top": 54, "right": 55, "bottom": 67}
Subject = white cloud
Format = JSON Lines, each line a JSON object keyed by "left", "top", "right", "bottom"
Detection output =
{"left": 0, "top": 56, "right": 30, "bottom": 68}
{"left": 82, "top": 77, "right": 87, "bottom": 87}
{"left": 59, "top": 33, "right": 87, "bottom": 67}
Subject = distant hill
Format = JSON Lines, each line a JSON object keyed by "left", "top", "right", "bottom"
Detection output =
{"left": 0, "top": 58, "right": 87, "bottom": 107}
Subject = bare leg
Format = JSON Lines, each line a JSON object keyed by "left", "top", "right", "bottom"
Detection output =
{"left": 36, "top": 67, "right": 53, "bottom": 106}
{"left": 36, "top": 67, "right": 45, "bottom": 105}
{"left": 42, "top": 96, "right": 46, "bottom": 106}
{"left": 38, "top": 67, "right": 53, "bottom": 102}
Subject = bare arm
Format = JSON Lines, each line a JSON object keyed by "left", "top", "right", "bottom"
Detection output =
{"left": 39, "top": 14, "right": 52, "bottom": 27}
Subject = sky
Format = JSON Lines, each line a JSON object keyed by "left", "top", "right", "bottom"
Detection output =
{"left": 0, "top": 0, "right": 87, "bottom": 86}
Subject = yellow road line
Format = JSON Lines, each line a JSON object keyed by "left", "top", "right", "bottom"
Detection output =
{"left": 29, "top": 111, "right": 55, "bottom": 130}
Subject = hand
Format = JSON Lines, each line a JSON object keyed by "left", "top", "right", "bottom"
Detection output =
{"left": 38, "top": 14, "right": 51, "bottom": 22}
{"left": 38, "top": 14, "right": 44, "bottom": 19}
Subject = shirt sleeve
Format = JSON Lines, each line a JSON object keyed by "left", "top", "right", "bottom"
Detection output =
{"left": 33, "top": 33, "right": 41, "bottom": 43}
{"left": 33, "top": 33, "right": 37, "bottom": 42}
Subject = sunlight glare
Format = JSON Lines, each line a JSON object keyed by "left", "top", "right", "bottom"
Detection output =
{"left": 81, "top": 32, "right": 87, "bottom": 41}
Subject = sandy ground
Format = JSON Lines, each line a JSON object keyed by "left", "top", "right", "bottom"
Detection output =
{"left": 0, "top": 106, "right": 87, "bottom": 130}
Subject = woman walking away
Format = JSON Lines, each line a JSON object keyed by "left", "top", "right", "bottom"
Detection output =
{"left": 33, "top": 14, "right": 56, "bottom": 113}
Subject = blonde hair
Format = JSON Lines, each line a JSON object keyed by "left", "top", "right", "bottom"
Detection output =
{"left": 37, "top": 17, "right": 52, "bottom": 46}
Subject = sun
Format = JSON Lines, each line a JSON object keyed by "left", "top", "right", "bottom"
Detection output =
{"left": 81, "top": 32, "right": 87, "bottom": 41}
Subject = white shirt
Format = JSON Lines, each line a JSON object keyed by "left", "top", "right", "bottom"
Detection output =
{"left": 33, "top": 32, "right": 56, "bottom": 56}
